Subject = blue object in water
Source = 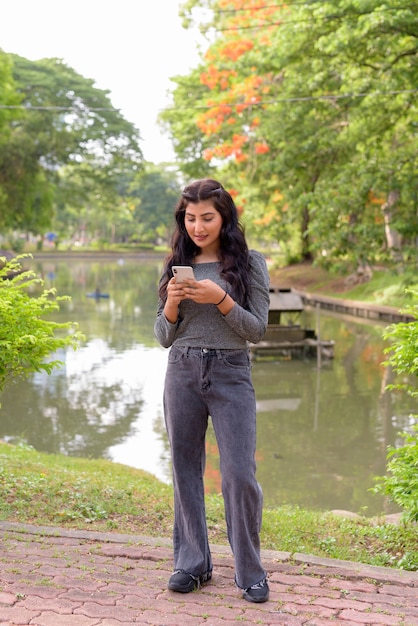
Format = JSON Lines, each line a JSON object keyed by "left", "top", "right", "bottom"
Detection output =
{"left": 86, "top": 291, "right": 109, "bottom": 299}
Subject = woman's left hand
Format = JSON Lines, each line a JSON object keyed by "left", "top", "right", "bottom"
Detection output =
{"left": 181, "top": 278, "right": 225, "bottom": 305}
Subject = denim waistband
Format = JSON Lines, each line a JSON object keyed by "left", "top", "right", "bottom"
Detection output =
{"left": 173, "top": 346, "right": 248, "bottom": 358}
{"left": 186, "top": 347, "right": 222, "bottom": 357}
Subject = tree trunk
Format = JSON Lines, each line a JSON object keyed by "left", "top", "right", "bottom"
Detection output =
{"left": 301, "top": 205, "right": 313, "bottom": 261}
{"left": 382, "top": 190, "right": 403, "bottom": 263}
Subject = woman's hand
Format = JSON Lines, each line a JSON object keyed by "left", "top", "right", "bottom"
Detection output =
{"left": 181, "top": 278, "right": 225, "bottom": 305}
{"left": 166, "top": 276, "right": 188, "bottom": 305}
{"left": 164, "top": 277, "right": 187, "bottom": 323}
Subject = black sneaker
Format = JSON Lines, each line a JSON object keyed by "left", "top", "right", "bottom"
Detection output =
{"left": 242, "top": 577, "right": 269, "bottom": 603}
{"left": 168, "top": 569, "right": 212, "bottom": 593}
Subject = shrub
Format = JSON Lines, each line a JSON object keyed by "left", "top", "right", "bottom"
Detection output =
{"left": 372, "top": 290, "right": 418, "bottom": 521}
{"left": 0, "top": 254, "right": 83, "bottom": 395}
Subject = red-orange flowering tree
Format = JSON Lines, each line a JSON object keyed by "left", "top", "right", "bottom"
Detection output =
{"left": 162, "top": 1, "right": 418, "bottom": 271}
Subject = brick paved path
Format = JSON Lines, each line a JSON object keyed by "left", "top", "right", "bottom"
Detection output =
{"left": 0, "top": 522, "right": 417, "bottom": 625}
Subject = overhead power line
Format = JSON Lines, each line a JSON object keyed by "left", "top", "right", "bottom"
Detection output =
{"left": 202, "top": 0, "right": 411, "bottom": 32}
{"left": 1, "top": 89, "right": 416, "bottom": 115}
{"left": 212, "top": 1, "right": 414, "bottom": 13}
{"left": 0, "top": 105, "right": 118, "bottom": 112}
{"left": 166, "top": 89, "right": 418, "bottom": 110}
{"left": 209, "top": 6, "right": 412, "bottom": 32}
{"left": 213, "top": 1, "right": 320, "bottom": 11}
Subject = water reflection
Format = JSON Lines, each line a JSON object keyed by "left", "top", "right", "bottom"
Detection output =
{"left": 0, "top": 256, "right": 415, "bottom": 516}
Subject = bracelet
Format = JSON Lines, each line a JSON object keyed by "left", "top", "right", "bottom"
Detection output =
{"left": 215, "top": 291, "right": 227, "bottom": 306}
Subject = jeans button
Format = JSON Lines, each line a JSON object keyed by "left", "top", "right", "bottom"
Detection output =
{"left": 202, "top": 348, "right": 208, "bottom": 353}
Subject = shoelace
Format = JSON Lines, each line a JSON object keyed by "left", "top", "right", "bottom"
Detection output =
{"left": 172, "top": 569, "right": 199, "bottom": 582}
{"left": 247, "top": 578, "right": 267, "bottom": 590}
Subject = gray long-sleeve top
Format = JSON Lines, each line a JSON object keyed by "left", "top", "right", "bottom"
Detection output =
{"left": 154, "top": 250, "right": 270, "bottom": 349}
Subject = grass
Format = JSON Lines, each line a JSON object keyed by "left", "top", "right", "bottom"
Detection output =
{"left": 334, "top": 270, "right": 417, "bottom": 308}
{"left": 1, "top": 441, "right": 417, "bottom": 572}
{"left": 269, "top": 263, "right": 418, "bottom": 309}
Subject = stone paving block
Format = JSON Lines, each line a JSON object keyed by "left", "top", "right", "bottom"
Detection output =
{"left": 2, "top": 583, "right": 64, "bottom": 599}
{"left": 131, "top": 609, "right": 203, "bottom": 625}
{"left": 266, "top": 614, "right": 305, "bottom": 625}
{"left": 0, "top": 606, "right": 40, "bottom": 623}
{"left": 104, "top": 581, "right": 156, "bottom": 597}
{"left": 312, "top": 596, "right": 373, "bottom": 611}
{"left": 21, "top": 595, "right": 81, "bottom": 614}
{"left": 33, "top": 614, "right": 102, "bottom": 626}
{"left": 123, "top": 594, "right": 187, "bottom": 612}
{"left": 0, "top": 592, "right": 16, "bottom": 606}
{"left": 380, "top": 584, "right": 418, "bottom": 598}
{"left": 174, "top": 597, "right": 247, "bottom": 621}
{"left": 326, "top": 578, "right": 378, "bottom": 593}
{"left": 303, "top": 617, "right": 359, "bottom": 626}
{"left": 59, "top": 589, "right": 123, "bottom": 604}
{"left": 293, "top": 584, "right": 341, "bottom": 599}
{"left": 74, "top": 600, "right": 141, "bottom": 620}
{"left": 281, "top": 602, "right": 337, "bottom": 619}
{"left": 347, "top": 590, "right": 408, "bottom": 606}
{"left": 274, "top": 590, "right": 316, "bottom": 604}
{"left": 50, "top": 575, "right": 105, "bottom": 591}
{"left": 373, "top": 601, "right": 417, "bottom": 619}
{"left": 272, "top": 571, "right": 321, "bottom": 587}
{"left": 338, "top": 607, "right": 403, "bottom": 624}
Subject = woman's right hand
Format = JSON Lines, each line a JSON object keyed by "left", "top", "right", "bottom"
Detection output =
{"left": 164, "top": 277, "right": 186, "bottom": 322}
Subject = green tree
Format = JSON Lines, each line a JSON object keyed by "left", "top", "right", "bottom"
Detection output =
{"left": 54, "top": 161, "right": 135, "bottom": 246}
{"left": 52, "top": 164, "right": 182, "bottom": 246}
{"left": 373, "top": 291, "right": 418, "bottom": 522}
{"left": 0, "top": 50, "right": 24, "bottom": 224}
{"left": 0, "top": 53, "right": 143, "bottom": 235}
{"left": 128, "top": 166, "right": 183, "bottom": 244}
{"left": 0, "top": 255, "right": 83, "bottom": 395}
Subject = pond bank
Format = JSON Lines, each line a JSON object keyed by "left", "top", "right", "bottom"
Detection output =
{"left": 25, "top": 249, "right": 164, "bottom": 260}
{"left": 299, "top": 291, "right": 414, "bottom": 323}
{"left": 269, "top": 261, "right": 415, "bottom": 323}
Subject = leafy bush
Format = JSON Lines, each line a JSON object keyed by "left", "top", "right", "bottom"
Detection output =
{"left": 7, "top": 237, "right": 25, "bottom": 253}
{"left": 0, "top": 254, "right": 83, "bottom": 394}
{"left": 372, "top": 290, "right": 418, "bottom": 521}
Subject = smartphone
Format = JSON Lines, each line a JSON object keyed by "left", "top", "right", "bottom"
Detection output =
{"left": 172, "top": 265, "right": 196, "bottom": 282}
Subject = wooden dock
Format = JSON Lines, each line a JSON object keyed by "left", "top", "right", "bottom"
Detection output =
{"left": 251, "top": 286, "right": 414, "bottom": 361}
{"left": 251, "top": 336, "right": 335, "bottom": 360}
{"left": 251, "top": 288, "right": 335, "bottom": 360}
{"left": 299, "top": 292, "right": 414, "bottom": 323}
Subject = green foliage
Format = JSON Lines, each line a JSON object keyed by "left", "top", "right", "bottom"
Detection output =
{"left": 373, "top": 426, "right": 418, "bottom": 523}
{"left": 0, "top": 53, "right": 143, "bottom": 234}
{"left": 166, "top": 0, "right": 418, "bottom": 270}
{"left": 372, "top": 290, "right": 418, "bottom": 521}
{"left": 7, "top": 236, "right": 25, "bottom": 253}
{"left": 0, "top": 255, "right": 84, "bottom": 394}
{"left": 129, "top": 166, "right": 182, "bottom": 244}
{"left": 382, "top": 293, "right": 418, "bottom": 392}
{"left": 53, "top": 163, "right": 181, "bottom": 246}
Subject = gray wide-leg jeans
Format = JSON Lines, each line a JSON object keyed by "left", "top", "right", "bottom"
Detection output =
{"left": 163, "top": 346, "right": 266, "bottom": 589}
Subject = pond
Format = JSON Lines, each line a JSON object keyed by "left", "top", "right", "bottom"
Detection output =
{"left": 0, "top": 256, "right": 415, "bottom": 516}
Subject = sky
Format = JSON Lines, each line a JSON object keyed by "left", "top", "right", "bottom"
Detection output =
{"left": 0, "top": 0, "right": 205, "bottom": 163}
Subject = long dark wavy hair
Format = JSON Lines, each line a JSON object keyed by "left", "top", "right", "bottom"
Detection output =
{"left": 159, "top": 178, "right": 251, "bottom": 306}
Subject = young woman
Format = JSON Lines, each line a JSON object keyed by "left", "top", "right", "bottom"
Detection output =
{"left": 154, "top": 178, "right": 270, "bottom": 603}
